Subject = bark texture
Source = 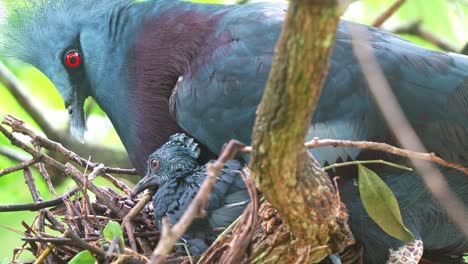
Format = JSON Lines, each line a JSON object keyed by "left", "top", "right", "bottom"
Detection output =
{"left": 249, "top": 0, "right": 355, "bottom": 262}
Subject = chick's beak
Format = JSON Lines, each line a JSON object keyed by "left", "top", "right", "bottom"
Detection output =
{"left": 131, "top": 173, "right": 159, "bottom": 198}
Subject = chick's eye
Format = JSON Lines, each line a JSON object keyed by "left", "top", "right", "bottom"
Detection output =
{"left": 151, "top": 159, "right": 160, "bottom": 170}
{"left": 64, "top": 50, "right": 82, "bottom": 68}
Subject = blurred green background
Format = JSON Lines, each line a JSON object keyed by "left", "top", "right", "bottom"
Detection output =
{"left": 0, "top": 0, "right": 466, "bottom": 262}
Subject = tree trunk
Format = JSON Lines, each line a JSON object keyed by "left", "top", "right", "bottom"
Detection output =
{"left": 249, "top": 0, "right": 354, "bottom": 262}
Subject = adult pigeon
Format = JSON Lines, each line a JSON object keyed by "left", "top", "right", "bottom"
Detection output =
{"left": 132, "top": 133, "right": 249, "bottom": 255}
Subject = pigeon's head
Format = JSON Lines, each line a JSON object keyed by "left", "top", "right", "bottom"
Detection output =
{"left": 132, "top": 133, "right": 200, "bottom": 196}
{"left": 0, "top": 0, "right": 133, "bottom": 140}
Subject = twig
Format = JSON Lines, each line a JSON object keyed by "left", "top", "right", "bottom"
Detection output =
{"left": 392, "top": 21, "right": 457, "bottom": 52}
{"left": 24, "top": 168, "right": 43, "bottom": 202}
{"left": 0, "top": 61, "right": 58, "bottom": 141}
{"left": 2, "top": 114, "right": 137, "bottom": 175}
{"left": 122, "top": 191, "right": 154, "bottom": 252}
{"left": 199, "top": 168, "right": 259, "bottom": 264}
{"left": 34, "top": 145, "right": 57, "bottom": 196}
{"left": 43, "top": 210, "right": 66, "bottom": 233}
{"left": 67, "top": 215, "right": 114, "bottom": 221}
{"left": 461, "top": 42, "right": 468, "bottom": 55}
{"left": 134, "top": 231, "right": 159, "bottom": 238}
{"left": 323, "top": 159, "right": 412, "bottom": 171}
{"left": 372, "top": 0, "right": 406, "bottom": 27}
{"left": 101, "top": 173, "right": 132, "bottom": 195}
{"left": 33, "top": 244, "right": 55, "bottom": 264}
{"left": 65, "top": 164, "right": 126, "bottom": 219}
{"left": 244, "top": 138, "right": 468, "bottom": 175}
{"left": 222, "top": 169, "right": 258, "bottom": 263}
{"left": 22, "top": 236, "right": 98, "bottom": 244}
{"left": 0, "top": 159, "right": 38, "bottom": 177}
{"left": 149, "top": 140, "right": 246, "bottom": 264}
{"left": 105, "top": 236, "right": 120, "bottom": 259}
{"left": 0, "top": 145, "right": 30, "bottom": 162}
{"left": 82, "top": 163, "right": 99, "bottom": 237}
{"left": 63, "top": 197, "right": 85, "bottom": 238}
{"left": 64, "top": 229, "right": 107, "bottom": 259}
{"left": 0, "top": 187, "right": 78, "bottom": 212}
{"left": 0, "top": 123, "right": 125, "bottom": 217}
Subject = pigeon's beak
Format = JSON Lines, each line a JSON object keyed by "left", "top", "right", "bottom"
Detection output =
{"left": 65, "top": 89, "right": 87, "bottom": 142}
{"left": 131, "top": 173, "right": 160, "bottom": 197}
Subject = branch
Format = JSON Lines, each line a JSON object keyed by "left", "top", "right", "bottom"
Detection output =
{"left": 64, "top": 229, "right": 107, "bottom": 260}
{"left": 461, "top": 42, "right": 468, "bottom": 55}
{"left": 0, "top": 159, "right": 38, "bottom": 177}
{"left": 249, "top": 1, "right": 355, "bottom": 261}
{"left": 372, "top": 0, "right": 406, "bottom": 27}
{"left": 2, "top": 114, "right": 137, "bottom": 175}
{"left": 22, "top": 236, "right": 98, "bottom": 245}
{"left": 305, "top": 138, "right": 468, "bottom": 174}
{"left": 0, "top": 187, "right": 78, "bottom": 212}
{"left": 0, "top": 145, "right": 30, "bottom": 162}
{"left": 122, "top": 191, "right": 154, "bottom": 252}
{"left": 149, "top": 140, "right": 246, "bottom": 264}
{"left": 392, "top": 21, "right": 457, "bottom": 52}
{"left": 23, "top": 168, "right": 42, "bottom": 202}
{"left": 0, "top": 117, "right": 126, "bottom": 218}
{"left": 0, "top": 61, "right": 58, "bottom": 141}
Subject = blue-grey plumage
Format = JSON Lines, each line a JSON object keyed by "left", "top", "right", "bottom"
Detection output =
{"left": 1, "top": 0, "right": 467, "bottom": 262}
{"left": 132, "top": 133, "right": 249, "bottom": 255}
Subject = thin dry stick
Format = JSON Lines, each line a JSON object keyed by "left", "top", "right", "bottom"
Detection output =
{"left": 0, "top": 119, "right": 127, "bottom": 217}
{"left": 24, "top": 168, "right": 43, "bottom": 202}
{"left": 219, "top": 169, "right": 258, "bottom": 263}
{"left": 242, "top": 137, "right": 468, "bottom": 176}
{"left": 149, "top": 140, "right": 245, "bottom": 264}
{"left": 65, "top": 164, "right": 126, "bottom": 219}
{"left": 105, "top": 236, "right": 120, "bottom": 259}
{"left": 0, "top": 187, "right": 78, "bottom": 212}
{"left": 23, "top": 237, "right": 98, "bottom": 244}
{"left": 392, "top": 21, "right": 457, "bottom": 52}
{"left": 0, "top": 159, "right": 38, "bottom": 177}
{"left": 121, "top": 191, "right": 154, "bottom": 252}
{"left": 372, "top": 0, "right": 406, "bottom": 27}
{"left": 305, "top": 138, "right": 468, "bottom": 174}
{"left": 2, "top": 114, "right": 137, "bottom": 175}
{"left": 0, "top": 62, "right": 57, "bottom": 140}
{"left": 101, "top": 173, "right": 132, "bottom": 195}
{"left": 43, "top": 210, "right": 66, "bottom": 233}
{"left": 64, "top": 229, "right": 107, "bottom": 259}
{"left": 0, "top": 145, "right": 30, "bottom": 162}
{"left": 33, "top": 244, "right": 55, "bottom": 264}
{"left": 34, "top": 144, "right": 57, "bottom": 196}
{"left": 349, "top": 24, "right": 468, "bottom": 235}
{"left": 82, "top": 164, "right": 105, "bottom": 238}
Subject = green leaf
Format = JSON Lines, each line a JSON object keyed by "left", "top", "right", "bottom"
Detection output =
{"left": 358, "top": 164, "right": 414, "bottom": 243}
{"left": 103, "top": 220, "right": 124, "bottom": 245}
{"left": 69, "top": 250, "right": 96, "bottom": 264}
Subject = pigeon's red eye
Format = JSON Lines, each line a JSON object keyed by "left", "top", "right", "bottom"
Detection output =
{"left": 64, "top": 50, "right": 82, "bottom": 68}
{"left": 151, "top": 159, "right": 160, "bottom": 170}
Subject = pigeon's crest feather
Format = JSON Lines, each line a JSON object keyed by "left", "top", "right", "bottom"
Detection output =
{"left": 157, "top": 133, "right": 200, "bottom": 159}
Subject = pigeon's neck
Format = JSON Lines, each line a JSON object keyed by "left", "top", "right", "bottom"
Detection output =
{"left": 121, "top": 1, "right": 226, "bottom": 173}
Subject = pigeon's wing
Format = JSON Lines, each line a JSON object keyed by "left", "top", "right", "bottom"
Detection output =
{"left": 173, "top": 7, "right": 468, "bottom": 166}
